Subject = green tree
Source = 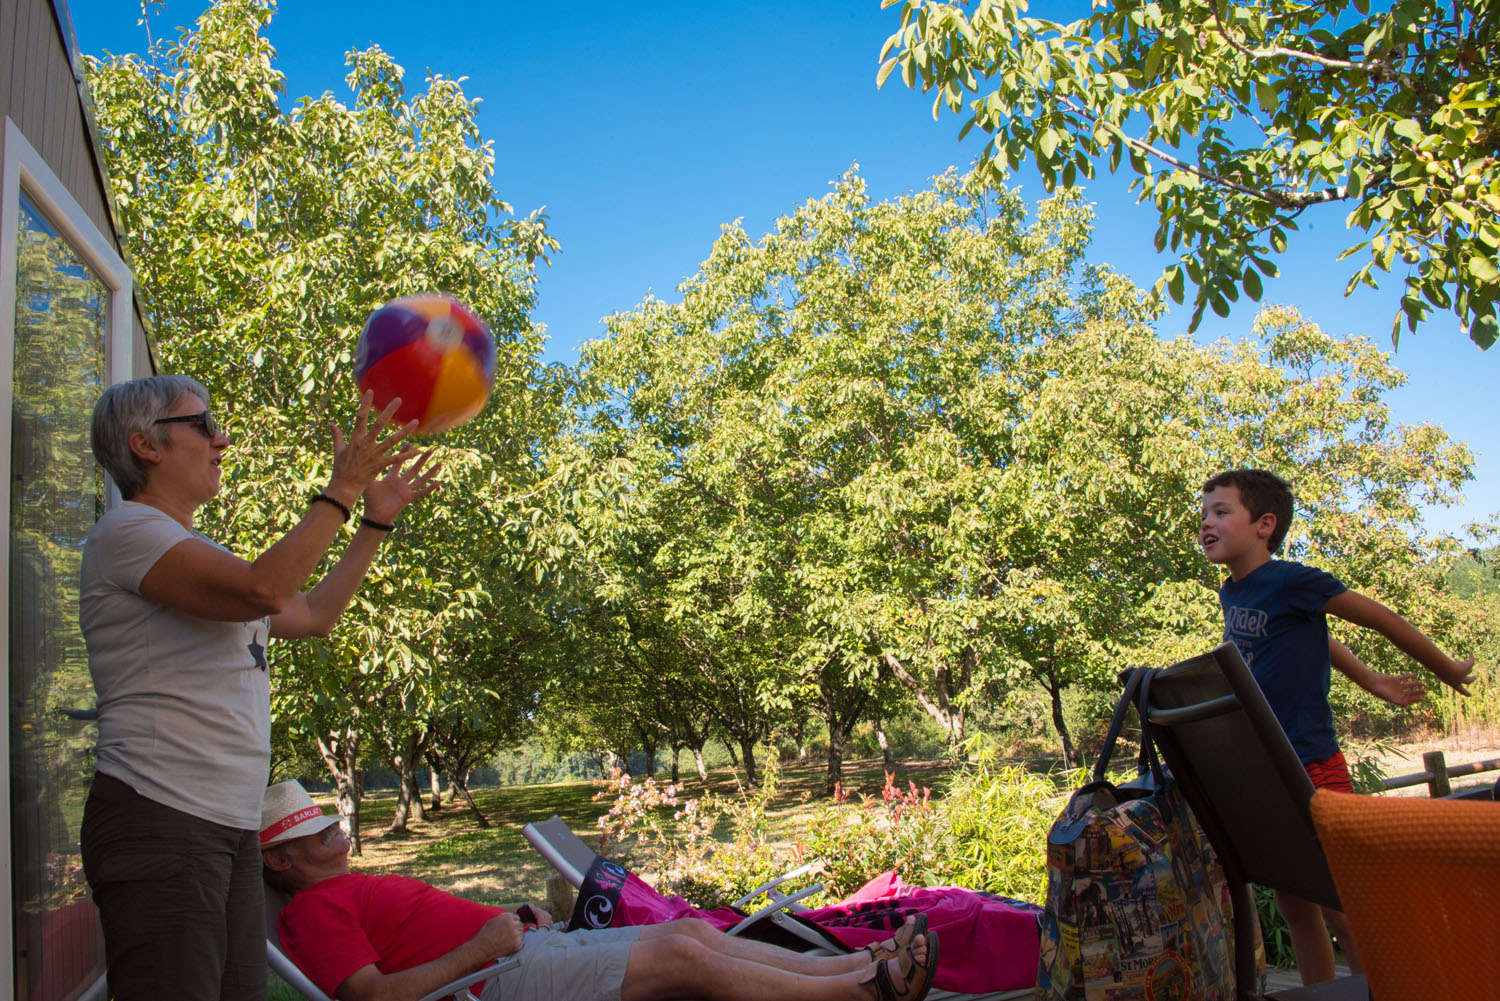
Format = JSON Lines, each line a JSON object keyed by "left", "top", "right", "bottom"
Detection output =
{"left": 579, "top": 166, "right": 1482, "bottom": 767}
{"left": 1447, "top": 543, "right": 1499, "bottom": 600}
{"left": 85, "top": 0, "right": 572, "bottom": 845}
{"left": 579, "top": 169, "right": 1135, "bottom": 775}
{"left": 880, "top": 0, "right": 1500, "bottom": 347}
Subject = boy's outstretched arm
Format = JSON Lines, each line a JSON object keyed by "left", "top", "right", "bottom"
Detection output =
{"left": 1323, "top": 590, "right": 1476, "bottom": 696}
{"left": 1329, "top": 637, "right": 1424, "bottom": 706}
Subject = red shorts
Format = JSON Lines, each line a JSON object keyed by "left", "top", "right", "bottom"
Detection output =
{"left": 1304, "top": 750, "right": 1355, "bottom": 793}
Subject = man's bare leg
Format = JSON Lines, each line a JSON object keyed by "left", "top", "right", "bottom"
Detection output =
{"left": 635, "top": 917, "right": 871, "bottom": 976}
{"left": 619, "top": 931, "right": 931, "bottom": 1001}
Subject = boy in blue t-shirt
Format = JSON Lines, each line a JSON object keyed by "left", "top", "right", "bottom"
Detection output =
{"left": 1200, "top": 468, "right": 1475, "bottom": 986}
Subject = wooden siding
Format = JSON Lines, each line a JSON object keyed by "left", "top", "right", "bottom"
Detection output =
{"left": 2, "top": 0, "right": 112, "bottom": 241}
{"left": 3, "top": 0, "right": 154, "bottom": 370}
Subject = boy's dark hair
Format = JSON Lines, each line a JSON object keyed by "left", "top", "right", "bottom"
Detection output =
{"left": 1202, "top": 469, "right": 1294, "bottom": 555}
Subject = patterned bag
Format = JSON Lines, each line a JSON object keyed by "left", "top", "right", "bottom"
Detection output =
{"left": 1035, "top": 667, "right": 1262, "bottom": 1001}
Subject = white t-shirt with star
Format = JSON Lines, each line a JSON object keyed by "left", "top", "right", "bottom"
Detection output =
{"left": 80, "top": 501, "right": 273, "bottom": 830}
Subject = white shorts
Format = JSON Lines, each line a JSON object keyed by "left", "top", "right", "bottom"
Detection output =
{"left": 481, "top": 925, "right": 643, "bottom": 1001}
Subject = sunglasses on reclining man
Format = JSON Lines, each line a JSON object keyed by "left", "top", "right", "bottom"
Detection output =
{"left": 152, "top": 411, "right": 219, "bottom": 438}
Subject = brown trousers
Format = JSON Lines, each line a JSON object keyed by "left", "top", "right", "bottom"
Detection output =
{"left": 81, "top": 773, "right": 266, "bottom": 1001}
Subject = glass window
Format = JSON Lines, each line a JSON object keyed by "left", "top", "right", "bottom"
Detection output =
{"left": 9, "top": 192, "right": 107, "bottom": 1001}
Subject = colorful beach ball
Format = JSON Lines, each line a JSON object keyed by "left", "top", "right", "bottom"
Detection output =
{"left": 354, "top": 294, "right": 496, "bottom": 435}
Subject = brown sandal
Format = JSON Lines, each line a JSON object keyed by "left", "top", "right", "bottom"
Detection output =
{"left": 864, "top": 913, "right": 928, "bottom": 964}
{"left": 872, "top": 929, "right": 939, "bottom": 1001}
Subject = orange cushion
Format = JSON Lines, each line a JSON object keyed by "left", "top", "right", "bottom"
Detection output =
{"left": 1310, "top": 789, "right": 1500, "bottom": 999}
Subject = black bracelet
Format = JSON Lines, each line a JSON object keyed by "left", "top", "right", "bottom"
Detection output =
{"left": 311, "top": 492, "right": 352, "bottom": 523}
{"left": 359, "top": 516, "right": 395, "bottom": 532}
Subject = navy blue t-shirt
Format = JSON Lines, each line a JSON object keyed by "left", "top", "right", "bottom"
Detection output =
{"left": 1219, "top": 559, "right": 1347, "bottom": 764}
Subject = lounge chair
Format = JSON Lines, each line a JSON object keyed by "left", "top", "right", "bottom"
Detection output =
{"left": 265, "top": 886, "right": 520, "bottom": 1001}
{"left": 520, "top": 815, "right": 840, "bottom": 950}
{"left": 1309, "top": 788, "right": 1500, "bottom": 1000}
{"left": 1137, "top": 643, "right": 1369, "bottom": 1001}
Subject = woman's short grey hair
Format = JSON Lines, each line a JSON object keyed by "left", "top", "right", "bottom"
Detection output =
{"left": 91, "top": 375, "right": 209, "bottom": 499}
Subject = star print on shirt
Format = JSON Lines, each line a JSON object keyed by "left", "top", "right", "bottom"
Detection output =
{"left": 248, "top": 632, "right": 268, "bottom": 672}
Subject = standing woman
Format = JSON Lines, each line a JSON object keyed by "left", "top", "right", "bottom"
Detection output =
{"left": 78, "top": 374, "right": 438, "bottom": 1001}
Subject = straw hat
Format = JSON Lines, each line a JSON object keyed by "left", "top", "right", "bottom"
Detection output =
{"left": 260, "top": 780, "right": 341, "bottom": 848}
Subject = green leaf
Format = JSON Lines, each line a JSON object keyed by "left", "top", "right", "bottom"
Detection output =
{"left": 1469, "top": 254, "right": 1499, "bottom": 283}
{"left": 1347, "top": 165, "right": 1366, "bottom": 199}
{"left": 1446, "top": 202, "right": 1476, "bottom": 227}
{"left": 1167, "top": 264, "right": 1185, "bottom": 303}
{"left": 1473, "top": 312, "right": 1499, "bottom": 349}
{"left": 1392, "top": 118, "right": 1422, "bottom": 142}
{"left": 1243, "top": 267, "right": 1263, "bottom": 301}
{"left": 1038, "top": 128, "right": 1060, "bottom": 159}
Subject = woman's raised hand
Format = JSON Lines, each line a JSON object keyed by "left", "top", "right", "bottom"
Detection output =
{"left": 325, "top": 391, "right": 420, "bottom": 504}
{"left": 362, "top": 448, "right": 442, "bottom": 525}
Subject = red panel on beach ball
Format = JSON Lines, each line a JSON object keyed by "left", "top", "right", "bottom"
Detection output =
{"left": 354, "top": 294, "right": 496, "bottom": 435}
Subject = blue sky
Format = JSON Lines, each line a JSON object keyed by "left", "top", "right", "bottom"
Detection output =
{"left": 66, "top": 0, "right": 1494, "bottom": 538}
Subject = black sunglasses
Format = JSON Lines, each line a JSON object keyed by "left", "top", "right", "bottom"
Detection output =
{"left": 152, "top": 411, "right": 220, "bottom": 438}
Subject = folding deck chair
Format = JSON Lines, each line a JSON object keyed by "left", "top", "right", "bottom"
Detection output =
{"left": 1137, "top": 643, "right": 1370, "bottom": 1001}
{"left": 265, "top": 885, "right": 520, "bottom": 1001}
{"left": 521, "top": 815, "right": 836, "bottom": 948}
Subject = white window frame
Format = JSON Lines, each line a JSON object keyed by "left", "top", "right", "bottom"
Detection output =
{"left": 0, "top": 116, "right": 134, "bottom": 1001}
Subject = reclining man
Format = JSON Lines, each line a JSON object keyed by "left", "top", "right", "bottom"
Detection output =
{"left": 261, "top": 781, "right": 939, "bottom": 1001}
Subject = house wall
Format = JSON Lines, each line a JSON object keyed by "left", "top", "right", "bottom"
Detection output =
{"left": 2, "top": 0, "right": 153, "bottom": 371}
{"left": 3, "top": 2, "right": 157, "bottom": 999}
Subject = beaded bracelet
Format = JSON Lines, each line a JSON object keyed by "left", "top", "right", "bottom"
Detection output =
{"left": 359, "top": 516, "right": 395, "bottom": 533}
{"left": 310, "top": 492, "right": 352, "bottom": 523}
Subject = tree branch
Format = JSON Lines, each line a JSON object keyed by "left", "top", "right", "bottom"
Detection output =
{"left": 1049, "top": 93, "right": 1350, "bottom": 211}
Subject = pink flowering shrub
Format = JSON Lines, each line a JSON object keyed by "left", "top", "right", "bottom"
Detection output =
{"left": 593, "top": 768, "right": 682, "bottom": 861}
{"left": 591, "top": 755, "right": 809, "bottom": 907}
{"left": 590, "top": 742, "right": 1067, "bottom": 909}
{"left": 803, "top": 771, "right": 944, "bottom": 897}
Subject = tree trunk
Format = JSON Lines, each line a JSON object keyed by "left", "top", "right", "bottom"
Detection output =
{"left": 586, "top": 749, "right": 609, "bottom": 777}
{"left": 402, "top": 732, "right": 426, "bottom": 828}
{"left": 825, "top": 723, "right": 847, "bottom": 796}
{"left": 820, "top": 667, "right": 870, "bottom": 795}
{"left": 450, "top": 772, "right": 491, "bottom": 829}
{"left": 692, "top": 744, "right": 709, "bottom": 782}
{"left": 428, "top": 762, "right": 443, "bottom": 812}
{"left": 875, "top": 718, "right": 895, "bottom": 768}
{"left": 669, "top": 744, "right": 683, "bottom": 784}
{"left": 389, "top": 781, "right": 410, "bottom": 833}
{"left": 388, "top": 730, "right": 424, "bottom": 832}
{"left": 882, "top": 650, "right": 966, "bottom": 745}
{"left": 792, "top": 717, "right": 809, "bottom": 761}
{"left": 1043, "top": 663, "right": 1078, "bottom": 769}
{"left": 404, "top": 767, "right": 426, "bottom": 823}
{"left": 723, "top": 740, "right": 740, "bottom": 768}
{"left": 317, "top": 729, "right": 364, "bottom": 855}
{"left": 738, "top": 737, "right": 759, "bottom": 786}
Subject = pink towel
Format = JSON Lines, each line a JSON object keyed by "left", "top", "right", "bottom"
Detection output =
{"left": 610, "top": 869, "right": 1040, "bottom": 993}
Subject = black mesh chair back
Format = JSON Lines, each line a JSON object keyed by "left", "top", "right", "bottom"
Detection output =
{"left": 1141, "top": 642, "right": 1341, "bottom": 910}
{"left": 1138, "top": 643, "right": 1372, "bottom": 999}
